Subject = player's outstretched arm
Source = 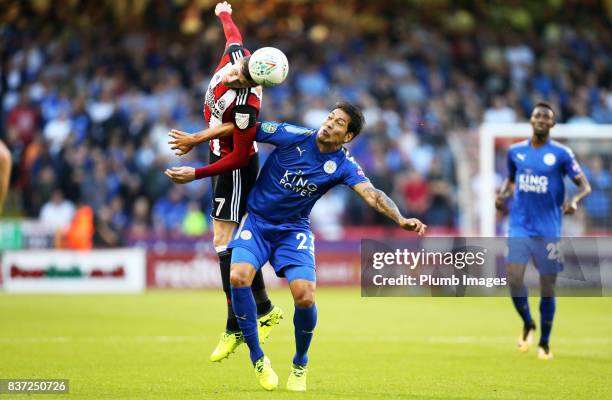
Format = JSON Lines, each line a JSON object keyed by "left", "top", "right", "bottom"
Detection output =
{"left": 495, "top": 177, "right": 515, "bottom": 212}
{"left": 168, "top": 122, "right": 234, "bottom": 156}
{"left": 0, "top": 140, "right": 11, "bottom": 215}
{"left": 563, "top": 174, "right": 591, "bottom": 214}
{"left": 352, "top": 181, "right": 427, "bottom": 235}
{"left": 215, "top": 2, "right": 243, "bottom": 47}
{"left": 165, "top": 123, "right": 255, "bottom": 183}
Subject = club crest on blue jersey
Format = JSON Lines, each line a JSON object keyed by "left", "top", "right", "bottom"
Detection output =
{"left": 324, "top": 160, "right": 337, "bottom": 174}
{"left": 543, "top": 153, "right": 556, "bottom": 166}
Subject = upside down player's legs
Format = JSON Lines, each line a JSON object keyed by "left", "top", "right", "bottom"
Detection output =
{"left": 213, "top": 219, "right": 241, "bottom": 332}
{"left": 213, "top": 219, "right": 272, "bottom": 332}
{"left": 229, "top": 261, "right": 264, "bottom": 364}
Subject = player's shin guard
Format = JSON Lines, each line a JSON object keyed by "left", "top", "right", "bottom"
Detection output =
{"left": 231, "top": 286, "right": 264, "bottom": 364}
{"left": 539, "top": 296, "right": 556, "bottom": 346}
{"left": 219, "top": 249, "right": 239, "bottom": 332}
{"left": 292, "top": 304, "right": 317, "bottom": 367}
{"left": 251, "top": 269, "right": 273, "bottom": 317}
{"left": 511, "top": 285, "right": 533, "bottom": 325}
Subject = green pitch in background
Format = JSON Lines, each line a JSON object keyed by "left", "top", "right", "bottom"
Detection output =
{"left": 1, "top": 289, "right": 610, "bottom": 399}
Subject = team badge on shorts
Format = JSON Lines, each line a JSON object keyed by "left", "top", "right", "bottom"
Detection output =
{"left": 543, "top": 153, "right": 556, "bottom": 166}
{"left": 262, "top": 122, "right": 278, "bottom": 134}
{"left": 240, "top": 230, "right": 252, "bottom": 240}
{"left": 324, "top": 160, "right": 337, "bottom": 174}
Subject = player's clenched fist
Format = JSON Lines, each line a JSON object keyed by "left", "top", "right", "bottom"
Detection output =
{"left": 165, "top": 167, "right": 196, "bottom": 184}
{"left": 562, "top": 200, "right": 578, "bottom": 215}
{"left": 399, "top": 218, "right": 427, "bottom": 235}
{"left": 495, "top": 195, "right": 507, "bottom": 212}
{"left": 215, "top": 1, "right": 232, "bottom": 16}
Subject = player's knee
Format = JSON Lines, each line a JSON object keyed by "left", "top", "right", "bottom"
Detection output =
{"left": 506, "top": 269, "right": 523, "bottom": 288}
{"left": 540, "top": 278, "right": 556, "bottom": 297}
{"left": 229, "top": 266, "right": 252, "bottom": 287}
{"left": 508, "top": 275, "right": 523, "bottom": 289}
{"left": 213, "top": 233, "right": 231, "bottom": 249}
{"left": 293, "top": 290, "right": 315, "bottom": 308}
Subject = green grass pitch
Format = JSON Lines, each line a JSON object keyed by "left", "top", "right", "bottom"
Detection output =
{"left": 1, "top": 288, "right": 610, "bottom": 399}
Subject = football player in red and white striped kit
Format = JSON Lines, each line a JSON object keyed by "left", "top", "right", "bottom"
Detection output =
{"left": 166, "top": 1, "right": 283, "bottom": 363}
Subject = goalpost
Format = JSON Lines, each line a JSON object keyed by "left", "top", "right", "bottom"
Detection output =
{"left": 478, "top": 123, "right": 612, "bottom": 237}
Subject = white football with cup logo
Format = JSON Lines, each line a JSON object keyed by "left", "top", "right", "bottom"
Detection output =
{"left": 248, "top": 47, "right": 289, "bottom": 87}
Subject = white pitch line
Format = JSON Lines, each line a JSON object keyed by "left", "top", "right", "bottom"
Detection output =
{"left": 0, "top": 335, "right": 611, "bottom": 345}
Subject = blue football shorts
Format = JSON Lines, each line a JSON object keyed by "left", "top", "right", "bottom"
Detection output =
{"left": 228, "top": 212, "right": 316, "bottom": 282}
{"left": 506, "top": 237, "right": 564, "bottom": 275}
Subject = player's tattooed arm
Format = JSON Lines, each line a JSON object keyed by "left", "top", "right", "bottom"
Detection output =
{"left": 563, "top": 174, "right": 591, "bottom": 214}
{"left": 352, "top": 181, "right": 427, "bottom": 235}
{"left": 495, "top": 178, "right": 515, "bottom": 211}
{"left": 167, "top": 122, "right": 235, "bottom": 156}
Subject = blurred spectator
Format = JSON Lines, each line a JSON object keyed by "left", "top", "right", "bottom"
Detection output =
{"left": 6, "top": 90, "right": 38, "bottom": 144}
{"left": 93, "top": 206, "right": 121, "bottom": 248}
{"left": 153, "top": 186, "right": 188, "bottom": 232}
{"left": 483, "top": 96, "right": 517, "bottom": 123}
{"left": 183, "top": 201, "right": 208, "bottom": 236}
{"left": 65, "top": 204, "right": 94, "bottom": 249}
{"left": 582, "top": 156, "right": 611, "bottom": 227}
{"left": 39, "top": 189, "right": 75, "bottom": 231}
{"left": 43, "top": 110, "right": 72, "bottom": 156}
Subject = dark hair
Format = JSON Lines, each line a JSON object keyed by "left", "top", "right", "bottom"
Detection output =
{"left": 240, "top": 56, "right": 257, "bottom": 85}
{"left": 334, "top": 101, "right": 365, "bottom": 138}
{"left": 534, "top": 102, "right": 555, "bottom": 115}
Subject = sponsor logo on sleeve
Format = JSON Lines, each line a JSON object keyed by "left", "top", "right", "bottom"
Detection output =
{"left": 262, "top": 122, "right": 278, "bottom": 134}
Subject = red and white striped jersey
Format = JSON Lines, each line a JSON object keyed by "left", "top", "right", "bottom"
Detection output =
{"left": 204, "top": 45, "right": 262, "bottom": 157}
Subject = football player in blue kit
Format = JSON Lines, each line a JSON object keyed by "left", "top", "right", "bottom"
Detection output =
{"left": 167, "top": 102, "right": 426, "bottom": 390}
{"left": 495, "top": 102, "right": 591, "bottom": 360}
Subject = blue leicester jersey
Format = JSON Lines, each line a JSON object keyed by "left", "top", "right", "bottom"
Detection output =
{"left": 507, "top": 139, "right": 582, "bottom": 237}
{"left": 246, "top": 121, "right": 369, "bottom": 224}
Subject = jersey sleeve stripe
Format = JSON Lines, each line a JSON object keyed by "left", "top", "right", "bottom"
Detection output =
{"left": 230, "top": 49, "right": 244, "bottom": 65}
{"left": 236, "top": 89, "right": 248, "bottom": 105}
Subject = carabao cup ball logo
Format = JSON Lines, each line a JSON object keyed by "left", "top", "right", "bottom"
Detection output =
{"left": 249, "top": 47, "right": 289, "bottom": 87}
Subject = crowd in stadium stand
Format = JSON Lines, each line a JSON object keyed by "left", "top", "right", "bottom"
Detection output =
{"left": 1, "top": 1, "right": 610, "bottom": 245}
